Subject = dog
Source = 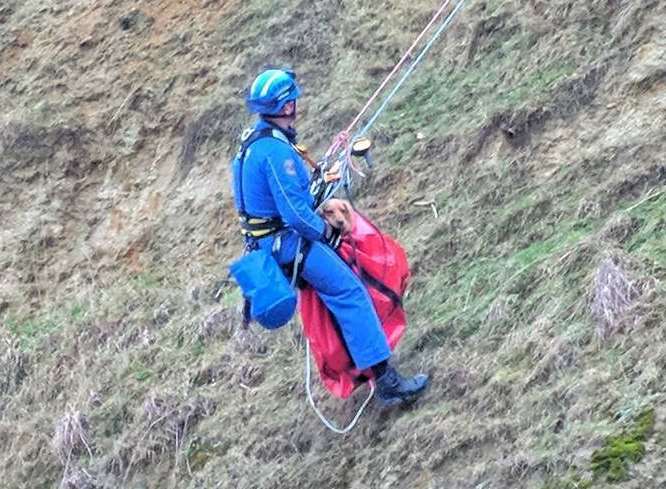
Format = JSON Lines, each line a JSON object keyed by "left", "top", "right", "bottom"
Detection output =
{"left": 320, "top": 198, "right": 355, "bottom": 236}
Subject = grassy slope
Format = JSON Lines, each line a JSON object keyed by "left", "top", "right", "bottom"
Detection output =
{"left": 1, "top": 0, "right": 665, "bottom": 488}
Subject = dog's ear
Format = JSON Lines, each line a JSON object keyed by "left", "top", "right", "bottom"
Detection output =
{"left": 318, "top": 201, "right": 330, "bottom": 216}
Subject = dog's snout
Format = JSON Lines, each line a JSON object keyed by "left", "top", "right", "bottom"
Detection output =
{"left": 321, "top": 199, "right": 353, "bottom": 235}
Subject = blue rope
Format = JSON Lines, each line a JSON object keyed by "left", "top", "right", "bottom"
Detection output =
{"left": 357, "top": 0, "right": 466, "bottom": 138}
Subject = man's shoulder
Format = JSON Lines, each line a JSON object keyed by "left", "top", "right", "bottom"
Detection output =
{"left": 247, "top": 130, "right": 295, "bottom": 158}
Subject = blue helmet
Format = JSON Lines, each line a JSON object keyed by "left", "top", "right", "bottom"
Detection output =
{"left": 246, "top": 69, "right": 301, "bottom": 116}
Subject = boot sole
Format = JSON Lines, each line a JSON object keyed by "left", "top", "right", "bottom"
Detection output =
{"left": 376, "top": 386, "right": 428, "bottom": 407}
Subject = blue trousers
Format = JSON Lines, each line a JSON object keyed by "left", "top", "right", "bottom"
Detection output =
{"left": 258, "top": 231, "right": 391, "bottom": 370}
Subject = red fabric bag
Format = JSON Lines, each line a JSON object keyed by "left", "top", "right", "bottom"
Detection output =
{"left": 299, "top": 211, "right": 410, "bottom": 398}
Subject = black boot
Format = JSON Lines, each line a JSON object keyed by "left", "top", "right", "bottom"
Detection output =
{"left": 375, "top": 365, "right": 429, "bottom": 406}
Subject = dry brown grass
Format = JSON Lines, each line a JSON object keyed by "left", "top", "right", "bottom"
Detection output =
{"left": 198, "top": 307, "right": 237, "bottom": 341}
{"left": 525, "top": 336, "right": 578, "bottom": 387}
{"left": 0, "top": 121, "right": 49, "bottom": 165}
{"left": 60, "top": 465, "right": 97, "bottom": 489}
{"left": 53, "top": 409, "right": 94, "bottom": 465}
{"left": 599, "top": 213, "right": 641, "bottom": 244}
{"left": 441, "top": 367, "right": 475, "bottom": 399}
{"left": 53, "top": 408, "right": 95, "bottom": 488}
{"left": 122, "top": 393, "right": 216, "bottom": 481}
{"left": 0, "top": 335, "right": 28, "bottom": 398}
{"left": 232, "top": 322, "right": 269, "bottom": 355}
{"left": 1, "top": 0, "right": 665, "bottom": 487}
{"left": 141, "top": 394, "right": 215, "bottom": 453}
{"left": 237, "top": 362, "right": 265, "bottom": 389}
{"left": 179, "top": 103, "right": 242, "bottom": 178}
{"left": 486, "top": 296, "right": 510, "bottom": 324}
{"left": 590, "top": 257, "right": 639, "bottom": 340}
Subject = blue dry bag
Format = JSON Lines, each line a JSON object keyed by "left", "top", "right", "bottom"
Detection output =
{"left": 229, "top": 249, "right": 297, "bottom": 329}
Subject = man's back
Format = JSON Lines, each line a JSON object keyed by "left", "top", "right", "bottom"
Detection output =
{"left": 233, "top": 120, "right": 324, "bottom": 242}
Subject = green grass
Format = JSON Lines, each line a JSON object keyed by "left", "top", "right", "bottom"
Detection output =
{"left": 408, "top": 213, "right": 597, "bottom": 338}
{"left": 380, "top": 22, "right": 577, "bottom": 163}
{"left": 132, "top": 367, "right": 153, "bottom": 382}
{"left": 69, "top": 303, "right": 86, "bottom": 322}
{"left": 3, "top": 299, "right": 93, "bottom": 350}
{"left": 131, "top": 271, "right": 162, "bottom": 290}
{"left": 591, "top": 409, "right": 656, "bottom": 482}
{"left": 1, "top": 0, "right": 665, "bottom": 488}
{"left": 543, "top": 475, "right": 593, "bottom": 489}
{"left": 626, "top": 192, "right": 666, "bottom": 267}
{"left": 5, "top": 316, "right": 62, "bottom": 350}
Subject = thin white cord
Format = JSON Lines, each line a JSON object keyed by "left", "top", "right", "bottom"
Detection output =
{"left": 305, "top": 343, "right": 375, "bottom": 434}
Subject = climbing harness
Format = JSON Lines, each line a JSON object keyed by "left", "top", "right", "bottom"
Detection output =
{"left": 305, "top": 0, "right": 466, "bottom": 433}
{"left": 230, "top": 126, "right": 313, "bottom": 329}
{"left": 312, "top": 0, "right": 467, "bottom": 209}
{"left": 233, "top": 127, "right": 288, "bottom": 237}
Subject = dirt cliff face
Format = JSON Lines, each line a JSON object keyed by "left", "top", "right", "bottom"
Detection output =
{"left": 2, "top": 0, "right": 241, "bottom": 313}
{"left": 1, "top": 0, "right": 665, "bottom": 488}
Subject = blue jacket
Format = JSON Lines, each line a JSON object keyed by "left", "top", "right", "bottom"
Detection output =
{"left": 232, "top": 119, "right": 325, "bottom": 242}
{"left": 230, "top": 120, "right": 392, "bottom": 369}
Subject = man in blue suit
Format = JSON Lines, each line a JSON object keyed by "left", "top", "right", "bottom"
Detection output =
{"left": 231, "top": 68, "right": 428, "bottom": 406}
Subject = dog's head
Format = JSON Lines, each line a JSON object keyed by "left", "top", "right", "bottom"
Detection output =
{"left": 321, "top": 198, "right": 354, "bottom": 236}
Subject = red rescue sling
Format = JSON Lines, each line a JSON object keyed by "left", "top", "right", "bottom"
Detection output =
{"left": 299, "top": 211, "right": 409, "bottom": 398}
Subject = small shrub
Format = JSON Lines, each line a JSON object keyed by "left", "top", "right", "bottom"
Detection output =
{"left": 186, "top": 437, "right": 231, "bottom": 472}
{"left": 121, "top": 393, "right": 216, "bottom": 480}
{"left": 237, "top": 363, "right": 264, "bottom": 388}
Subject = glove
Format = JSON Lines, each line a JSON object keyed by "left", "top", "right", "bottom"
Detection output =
{"left": 322, "top": 222, "right": 342, "bottom": 249}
